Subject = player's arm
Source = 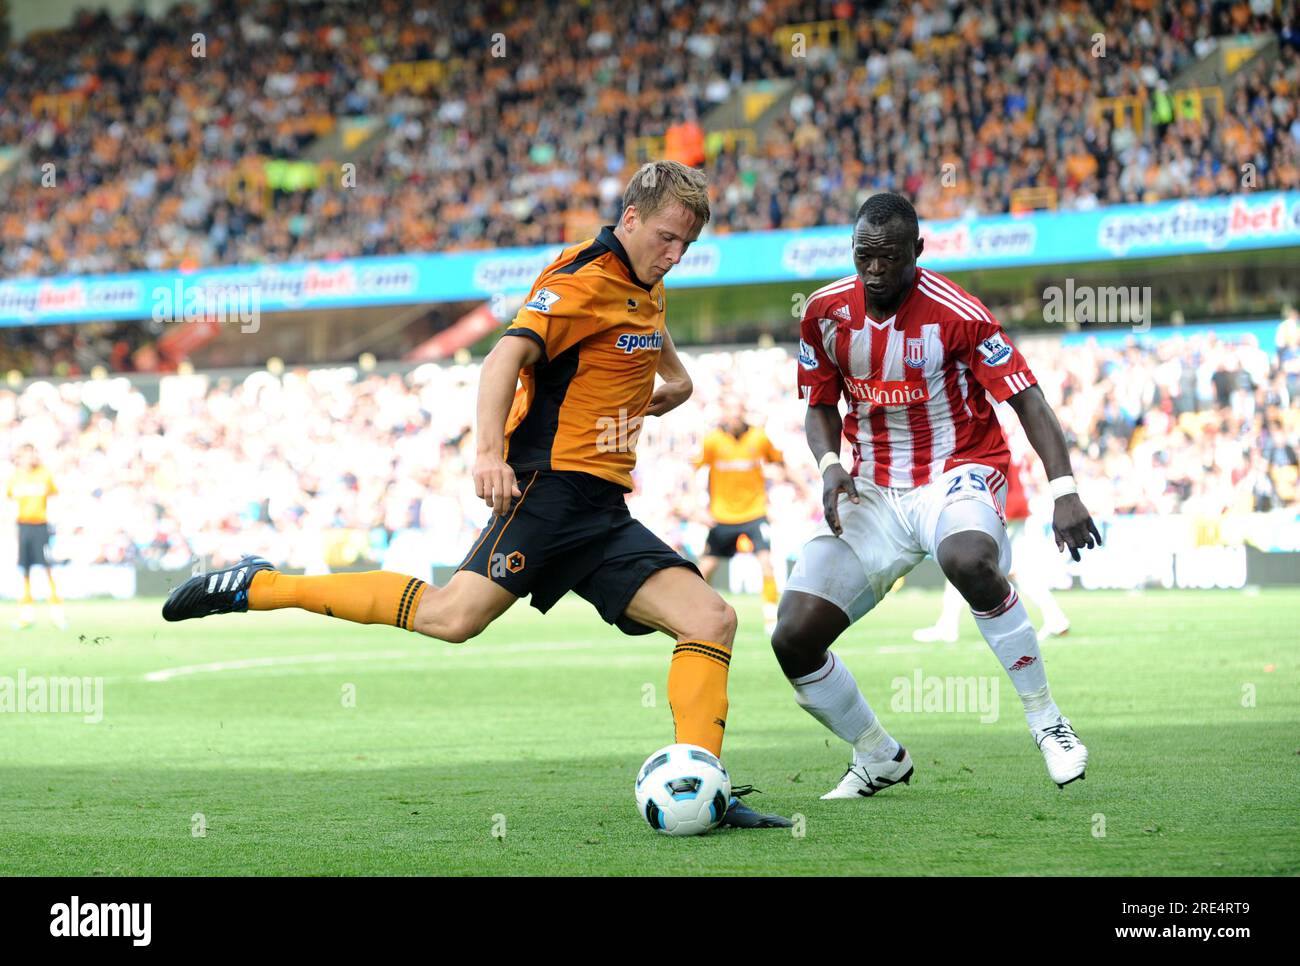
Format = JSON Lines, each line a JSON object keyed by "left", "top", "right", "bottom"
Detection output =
{"left": 797, "top": 313, "right": 856, "bottom": 535}
{"left": 692, "top": 433, "right": 712, "bottom": 471}
{"left": 806, "top": 404, "right": 858, "bottom": 536}
{"left": 477, "top": 274, "right": 593, "bottom": 514}
{"left": 1007, "top": 385, "right": 1102, "bottom": 561}
{"left": 646, "top": 327, "right": 692, "bottom": 417}
{"left": 474, "top": 333, "right": 541, "bottom": 516}
{"left": 762, "top": 432, "right": 790, "bottom": 483}
{"left": 957, "top": 312, "right": 1101, "bottom": 561}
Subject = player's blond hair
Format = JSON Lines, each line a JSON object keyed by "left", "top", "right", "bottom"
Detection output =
{"left": 622, "top": 160, "right": 711, "bottom": 227}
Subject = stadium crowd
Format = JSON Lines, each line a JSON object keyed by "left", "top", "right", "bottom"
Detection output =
{"left": 1, "top": 0, "right": 1296, "bottom": 281}
{"left": 4, "top": 316, "right": 1298, "bottom": 574}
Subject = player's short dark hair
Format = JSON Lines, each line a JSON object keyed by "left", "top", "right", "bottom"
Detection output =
{"left": 855, "top": 192, "right": 919, "bottom": 239}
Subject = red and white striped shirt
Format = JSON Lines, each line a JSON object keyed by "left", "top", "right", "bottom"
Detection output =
{"left": 796, "top": 267, "right": 1035, "bottom": 488}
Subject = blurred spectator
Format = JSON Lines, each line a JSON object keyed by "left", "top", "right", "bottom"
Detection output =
{"left": 0, "top": 0, "right": 1294, "bottom": 278}
{"left": 2, "top": 325, "right": 1298, "bottom": 572}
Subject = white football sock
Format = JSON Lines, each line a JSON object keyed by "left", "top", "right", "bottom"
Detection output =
{"left": 789, "top": 653, "right": 900, "bottom": 762}
{"left": 971, "top": 587, "right": 1060, "bottom": 729}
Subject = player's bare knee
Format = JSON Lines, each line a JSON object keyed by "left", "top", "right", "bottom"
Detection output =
{"left": 770, "top": 623, "right": 833, "bottom": 679}
{"left": 413, "top": 590, "right": 479, "bottom": 644}
{"left": 769, "top": 621, "right": 801, "bottom": 662}
{"left": 938, "top": 534, "right": 1007, "bottom": 606}
{"left": 714, "top": 598, "right": 739, "bottom": 645}
{"left": 437, "top": 613, "right": 487, "bottom": 644}
{"left": 770, "top": 594, "right": 840, "bottom": 676}
{"left": 688, "top": 594, "right": 736, "bottom": 646}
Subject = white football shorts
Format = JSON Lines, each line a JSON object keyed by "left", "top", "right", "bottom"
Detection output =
{"left": 786, "top": 462, "right": 1011, "bottom": 623}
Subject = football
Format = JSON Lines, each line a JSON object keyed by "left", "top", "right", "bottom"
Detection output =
{"left": 634, "top": 743, "right": 732, "bottom": 836}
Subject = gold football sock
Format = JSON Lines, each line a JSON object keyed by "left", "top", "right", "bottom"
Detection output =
{"left": 761, "top": 575, "right": 778, "bottom": 606}
{"left": 668, "top": 639, "right": 732, "bottom": 757}
{"left": 249, "top": 570, "right": 428, "bottom": 630}
{"left": 21, "top": 575, "right": 33, "bottom": 604}
{"left": 46, "top": 572, "right": 60, "bottom": 604}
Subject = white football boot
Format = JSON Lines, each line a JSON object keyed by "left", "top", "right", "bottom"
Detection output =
{"left": 1036, "top": 619, "right": 1071, "bottom": 643}
{"left": 821, "top": 746, "right": 914, "bottom": 799}
{"left": 1033, "top": 715, "right": 1087, "bottom": 787}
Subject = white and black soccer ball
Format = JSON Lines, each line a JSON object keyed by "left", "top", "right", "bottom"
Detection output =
{"left": 634, "top": 743, "right": 731, "bottom": 836}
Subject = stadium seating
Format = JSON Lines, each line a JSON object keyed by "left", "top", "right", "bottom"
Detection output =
{"left": 1, "top": 0, "right": 1295, "bottom": 281}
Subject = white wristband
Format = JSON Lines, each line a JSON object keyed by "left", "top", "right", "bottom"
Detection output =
{"left": 1048, "top": 475, "right": 1077, "bottom": 500}
{"left": 818, "top": 452, "right": 842, "bottom": 475}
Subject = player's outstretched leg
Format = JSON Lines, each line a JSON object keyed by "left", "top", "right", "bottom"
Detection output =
{"left": 623, "top": 566, "right": 791, "bottom": 829}
{"left": 163, "top": 556, "right": 517, "bottom": 644}
{"left": 936, "top": 528, "right": 1087, "bottom": 788}
{"left": 772, "top": 549, "right": 912, "bottom": 800}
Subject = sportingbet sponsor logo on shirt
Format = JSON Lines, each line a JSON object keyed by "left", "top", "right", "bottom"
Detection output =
{"left": 614, "top": 331, "right": 663, "bottom": 353}
{"left": 843, "top": 376, "right": 930, "bottom": 408}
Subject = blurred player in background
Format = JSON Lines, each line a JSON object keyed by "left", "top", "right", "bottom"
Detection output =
{"left": 913, "top": 450, "right": 1071, "bottom": 643}
{"left": 773, "top": 193, "right": 1101, "bottom": 799}
{"left": 6, "top": 444, "right": 65, "bottom": 630}
{"left": 161, "top": 161, "right": 789, "bottom": 828}
{"left": 695, "top": 403, "right": 786, "bottom": 635}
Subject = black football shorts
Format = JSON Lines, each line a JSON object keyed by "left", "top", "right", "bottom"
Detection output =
{"left": 704, "top": 516, "right": 771, "bottom": 559}
{"left": 457, "top": 470, "right": 698, "bottom": 635}
{"left": 17, "top": 523, "right": 51, "bottom": 570}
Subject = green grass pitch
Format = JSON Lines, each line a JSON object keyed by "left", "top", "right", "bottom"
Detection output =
{"left": 1, "top": 588, "right": 1296, "bottom": 876}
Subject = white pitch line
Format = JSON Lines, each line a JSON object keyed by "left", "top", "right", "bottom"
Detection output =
{"left": 141, "top": 638, "right": 630, "bottom": 682}
{"left": 143, "top": 649, "right": 413, "bottom": 682}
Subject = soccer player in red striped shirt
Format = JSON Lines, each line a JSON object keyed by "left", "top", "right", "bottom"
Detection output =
{"left": 773, "top": 193, "right": 1102, "bottom": 797}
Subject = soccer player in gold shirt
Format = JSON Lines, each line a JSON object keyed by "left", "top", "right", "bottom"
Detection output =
{"left": 695, "top": 406, "right": 786, "bottom": 635}
{"left": 6, "top": 444, "right": 65, "bottom": 629}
